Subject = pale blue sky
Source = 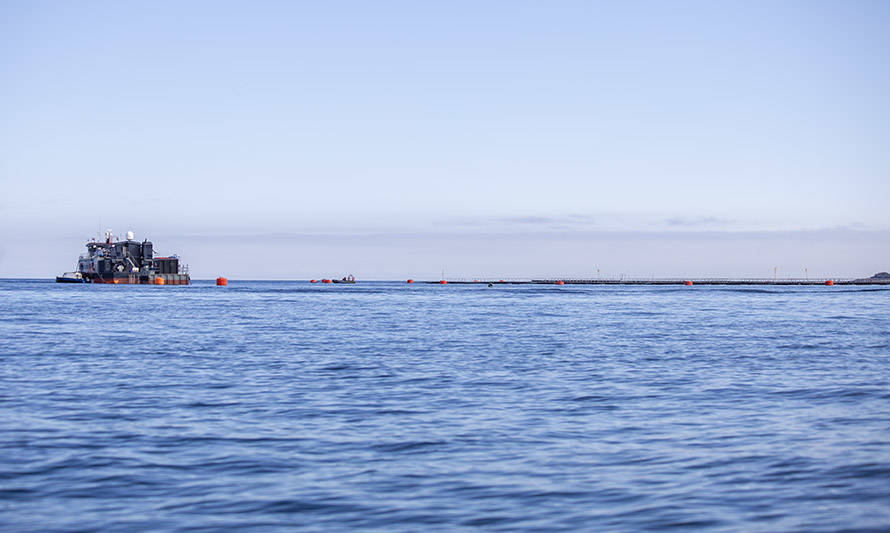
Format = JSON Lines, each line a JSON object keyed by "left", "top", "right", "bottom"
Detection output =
{"left": 2, "top": 1, "right": 889, "bottom": 278}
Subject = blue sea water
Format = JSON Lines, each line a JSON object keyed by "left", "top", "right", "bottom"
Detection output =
{"left": 1, "top": 279, "right": 888, "bottom": 531}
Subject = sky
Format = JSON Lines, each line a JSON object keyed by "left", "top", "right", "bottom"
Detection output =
{"left": 2, "top": 1, "right": 889, "bottom": 279}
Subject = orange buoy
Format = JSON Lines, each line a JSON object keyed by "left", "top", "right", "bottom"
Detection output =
{"left": 310, "top": 279, "right": 317, "bottom": 283}
{"left": 556, "top": 280, "right": 565, "bottom": 285}
{"left": 407, "top": 279, "right": 414, "bottom": 284}
{"left": 440, "top": 280, "right": 448, "bottom": 285}
{"left": 154, "top": 277, "right": 165, "bottom": 285}
{"left": 825, "top": 279, "right": 834, "bottom": 286}
{"left": 322, "top": 279, "right": 332, "bottom": 283}
{"left": 216, "top": 277, "right": 228, "bottom": 286}
{"left": 685, "top": 280, "right": 693, "bottom": 286}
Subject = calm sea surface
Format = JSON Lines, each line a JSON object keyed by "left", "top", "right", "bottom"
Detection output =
{"left": 1, "top": 279, "right": 888, "bottom": 531}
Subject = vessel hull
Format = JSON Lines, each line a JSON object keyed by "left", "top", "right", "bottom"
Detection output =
{"left": 87, "top": 273, "right": 190, "bottom": 285}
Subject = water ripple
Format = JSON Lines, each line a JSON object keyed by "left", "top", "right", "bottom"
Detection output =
{"left": 0, "top": 280, "right": 888, "bottom": 531}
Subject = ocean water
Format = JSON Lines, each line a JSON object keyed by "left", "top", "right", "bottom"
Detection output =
{"left": 1, "top": 279, "right": 888, "bottom": 531}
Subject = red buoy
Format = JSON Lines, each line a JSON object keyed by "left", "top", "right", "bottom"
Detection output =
{"left": 216, "top": 277, "right": 227, "bottom": 286}
{"left": 685, "top": 280, "right": 693, "bottom": 286}
{"left": 310, "top": 279, "right": 317, "bottom": 283}
{"left": 440, "top": 280, "right": 448, "bottom": 285}
{"left": 825, "top": 279, "right": 834, "bottom": 286}
{"left": 556, "top": 280, "right": 565, "bottom": 285}
{"left": 322, "top": 279, "right": 332, "bottom": 283}
{"left": 407, "top": 279, "right": 414, "bottom": 284}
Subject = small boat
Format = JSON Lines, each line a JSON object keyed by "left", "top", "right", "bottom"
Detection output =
{"left": 332, "top": 274, "right": 356, "bottom": 284}
{"left": 56, "top": 271, "right": 84, "bottom": 283}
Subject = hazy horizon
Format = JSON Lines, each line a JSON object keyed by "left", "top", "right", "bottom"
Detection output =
{"left": 5, "top": 226, "right": 888, "bottom": 281}
{"left": 3, "top": 1, "right": 889, "bottom": 279}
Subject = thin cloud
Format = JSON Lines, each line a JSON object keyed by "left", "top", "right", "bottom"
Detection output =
{"left": 501, "top": 216, "right": 560, "bottom": 224}
{"left": 665, "top": 216, "right": 731, "bottom": 228}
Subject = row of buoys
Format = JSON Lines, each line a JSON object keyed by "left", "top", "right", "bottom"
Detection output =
{"left": 218, "top": 277, "right": 838, "bottom": 287}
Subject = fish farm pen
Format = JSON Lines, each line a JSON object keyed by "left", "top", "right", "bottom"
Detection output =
{"left": 422, "top": 277, "right": 890, "bottom": 286}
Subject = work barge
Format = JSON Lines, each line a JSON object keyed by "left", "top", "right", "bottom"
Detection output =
{"left": 422, "top": 274, "right": 890, "bottom": 286}
{"left": 57, "top": 230, "right": 190, "bottom": 285}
